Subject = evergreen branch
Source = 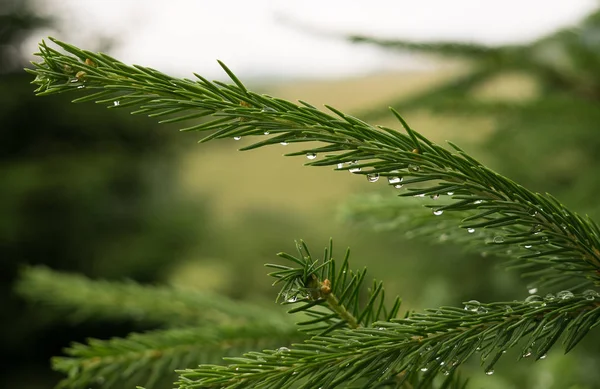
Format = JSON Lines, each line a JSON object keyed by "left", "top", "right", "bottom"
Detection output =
{"left": 53, "top": 323, "right": 300, "bottom": 389}
{"left": 347, "top": 35, "right": 524, "bottom": 64}
{"left": 178, "top": 291, "right": 600, "bottom": 389}
{"left": 339, "top": 194, "right": 595, "bottom": 291}
{"left": 17, "top": 266, "right": 287, "bottom": 327}
{"left": 267, "top": 240, "right": 401, "bottom": 335}
{"left": 28, "top": 39, "right": 600, "bottom": 290}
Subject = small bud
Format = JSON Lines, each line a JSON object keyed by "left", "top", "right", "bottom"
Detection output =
{"left": 75, "top": 71, "right": 86, "bottom": 80}
{"left": 320, "top": 279, "right": 332, "bottom": 295}
{"left": 63, "top": 64, "right": 73, "bottom": 73}
{"left": 85, "top": 58, "right": 96, "bottom": 67}
{"left": 412, "top": 148, "right": 420, "bottom": 154}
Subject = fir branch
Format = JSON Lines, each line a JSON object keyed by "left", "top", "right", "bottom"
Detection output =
{"left": 53, "top": 323, "right": 300, "bottom": 389}
{"left": 177, "top": 245, "right": 600, "bottom": 388}
{"left": 28, "top": 38, "right": 600, "bottom": 289}
{"left": 339, "top": 194, "right": 595, "bottom": 291}
{"left": 267, "top": 240, "right": 401, "bottom": 336}
{"left": 17, "top": 266, "right": 287, "bottom": 327}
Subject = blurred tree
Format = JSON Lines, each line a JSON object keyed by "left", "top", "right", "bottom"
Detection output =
{"left": 0, "top": 1, "right": 209, "bottom": 387}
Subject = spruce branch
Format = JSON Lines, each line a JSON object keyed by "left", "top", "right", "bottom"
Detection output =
{"left": 339, "top": 194, "right": 595, "bottom": 291}
{"left": 177, "top": 242, "right": 600, "bottom": 388}
{"left": 28, "top": 38, "right": 600, "bottom": 289}
{"left": 17, "top": 266, "right": 287, "bottom": 327}
{"left": 267, "top": 239, "right": 401, "bottom": 336}
{"left": 53, "top": 323, "right": 300, "bottom": 389}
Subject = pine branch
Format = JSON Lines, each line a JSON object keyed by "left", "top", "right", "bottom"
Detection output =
{"left": 339, "top": 194, "right": 595, "bottom": 291}
{"left": 17, "top": 266, "right": 287, "bottom": 327}
{"left": 28, "top": 38, "right": 600, "bottom": 290}
{"left": 53, "top": 323, "right": 300, "bottom": 389}
{"left": 177, "top": 243, "right": 600, "bottom": 388}
{"left": 267, "top": 239, "right": 401, "bottom": 336}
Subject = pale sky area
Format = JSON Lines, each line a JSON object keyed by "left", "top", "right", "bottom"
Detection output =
{"left": 29, "top": 0, "right": 599, "bottom": 80}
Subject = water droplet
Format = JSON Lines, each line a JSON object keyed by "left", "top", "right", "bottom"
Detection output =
{"left": 433, "top": 209, "right": 444, "bottom": 216}
{"left": 337, "top": 163, "right": 344, "bottom": 169}
{"left": 524, "top": 244, "right": 532, "bottom": 249}
{"left": 377, "top": 327, "right": 385, "bottom": 330}
{"left": 557, "top": 290, "right": 574, "bottom": 300}
{"left": 264, "top": 131, "right": 270, "bottom": 135}
{"left": 493, "top": 236, "right": 504, "bottom": 243}
{"left": 529, "top": 209, "right": 538, "bottom": 217}
{"left": 113, "top": 100, "right": 120, "bottom": 106}
{"left": 464, "top": 300, "right": 481, "bottom": 312}
{"left": 447, "top": 191, "right": 455, "bottom": 196}
{"left": 474, "top": 200, "right": 483, "bottom": 204}
{"left": 367, "top": 173, "right": 379, "bottom": 182}
{"left": 388, "top": 176, "right": 403, "bottom": 184}
{"left": 528, "top": 287, "right": 538, "bottom": 294}
{"left": 77, "top": 85, "right": 85, "bottom": 89}
{"left": 409, "top": 164, "right": 420, "bottom": 172}
{"left": 431, "top": 194, "right": 440, "bottom": 200}
{"left": 306, "top": 153, "right": 317, "bottom": 160}
{"left": 544, "top": 293, "right": 556, "bottom": 301}
{"left": 583, "top": 290, "right": 599, "bottom": 300}
{"left": 439, "top": 361, "right": 445, "bottom": 366}
{"left": 525, "top": 295, "right": 543, "bottom": 304}
{"left": 539, "top": 354, "right": 547, "bottom": 360}
{"left": 485, "top": 369, "right": 495, "bottom": 375}
{"left": 467, "top": 228, "right": 475, "bottom": 234}
{"left": 234, "top": 136, "right": 242, "bottom": 141}
{"left": 394, "top": 184, "right": 403, "bottom": 189}
{"left": 504, "top": 305, "right": 513, "bottom": 313}
{"left": 443, "top": 370, "right": 450, "bottom": 376}
{"left": 280, "top": 141, "right": 288, "bottom": 146}
{"left": 70, "top": 78, "right": 79, "bottom": 83}
{"left": 420, "top": 367, "right": 428, "bottom": 372}
{"left": 235, "top": 367, "right": 240, "bottom": 371}
{"left": 348, "top": 161, "right": 361, "bottom": 173}
{"left": 522, "top": 348, "right": 532, "bottom": 358}
{"left": 287, "top": 296, "right": 297, "bottom": 303}
{"left": 277, "top": 347, "right": 291, "bottom": 353}
{"left": 414, "top": 193, "right": 425, "bottom": 198}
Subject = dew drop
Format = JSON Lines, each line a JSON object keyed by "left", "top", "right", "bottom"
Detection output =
{"left": 583, "top": 290, "right": 600, "bottom": 300}
{"left": 528, "top": 287, "right": 538, "bottom": 294}
{"left": 388, "top": 176, "right": 403, "bottom": 184}
{"left": 337, "top": 163, "right": 344, "bottom": 169}
{"left": 235, "top": 367, "right": 240, "bottom": 371}
{"left": 522, "top": 348, "right": 532, "bottom": 358}
{"left": 264, "top": 131, "right": 270, "bottom": 135}
{"left": 367, "top": 173, "right": 379, "bottom": 182}
{"left": 474, "top": 200, "right": 483, "bottom": 204}
{"left": 420, "top": 367, "right": 428, "bottom": 372}
{"left": 234, "top": 136, "right": 242, "bottom": 141}
{"left": 529, "top": 209, "right": 538, "bottom": 217}
{"left": 433, "top": 209, "right": 444, "bottom": 216}
{"left": 306, "top": 153, "right": 317, "bottom": 160}
{"left": 544, "top": 293, "right": 556, "bottom": 302}
{"left": 525, "top": 295, "right": 543, "bottom": 304}
{"left": 447, "top": 191, "right": 455, "bottom": 196}
{"left": 485, "top": 369, "right": 494, "bottom": 376}
{"left": 394, "top": 184, "right": 403, "bottom": 189}
{"left": 467, "top": 228, "right": 475, "bottom": 234}
{"left": 464, "top": 300, "right": 481, "bottom": 312}
{"left": 524, "top": 244, "right": 532, "bottom": 249}
{"left": 286, "top": 296, "right": 297, "bottom": 303}
{"left": 539, "top": 354, "right": 547, "bottom": 360}
{"left": 277, "top": 347, "right": 291, "bottom": 353}
{"left": 113, "top": 100, "right": 120, "bottom": 107}
{"left": 493, "top": 236, "right": 504, "bottom": 243}
{"left": 348, "top": 161, "right": 361, "bottom": 173}
{"left": 280, "top": 141, "right": 288, "bottom": 146}
{"left": 431, "top": 194, "right": 440, "bottom": 200}
{"left": 409, "top": 164, "right": 420, "bottom": 172}
{"left": 77, "top": 85, "right": 85, "bottom": 89}
{"left": 443, "top": 370, "right": 450, "bottom": 376}
{"left": 414, "top": 193, "right": 425, "bottom": 198}
{"left": 557, "top": 290, "right": 574, "bottom": 300}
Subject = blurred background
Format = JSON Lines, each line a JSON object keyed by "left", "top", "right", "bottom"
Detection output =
{"left": 2, "top": 0, "right": 600, "bottom": 388}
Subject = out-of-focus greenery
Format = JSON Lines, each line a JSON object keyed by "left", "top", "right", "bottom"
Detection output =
{"left": 6, "top": 3, "right": 600, "bottom": 389}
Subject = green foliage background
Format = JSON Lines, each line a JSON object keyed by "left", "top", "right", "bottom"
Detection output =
{"left": 2, "top": 2, "right": 600, "bottom": 388}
